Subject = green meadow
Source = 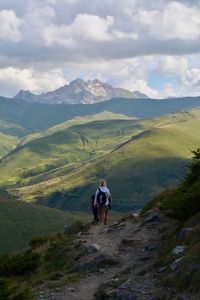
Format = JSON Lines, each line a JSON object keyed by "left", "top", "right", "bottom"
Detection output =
{"left": 0, "top": 190, "right": 90, "bottom": 254}
{"left": 0, "top": 132, "right": 18, "bottom": 159}
{"left": 0, "top": 112, "right": 138, "bottom": 186}
{"left": 0, "top": 119, "right": 25, "bottom": 158}
{"left": 1, "top": 108, "right": 199, "bottom": 212}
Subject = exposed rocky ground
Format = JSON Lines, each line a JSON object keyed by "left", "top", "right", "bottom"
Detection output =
{"left": 19, "top": 150, "right": 198, "bottom": 300}
{"left": 32, "top": 210, "right": 197, "bottom": 300}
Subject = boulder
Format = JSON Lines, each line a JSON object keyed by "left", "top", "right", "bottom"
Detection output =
{"left": 145, "top": 243, "right": 158, "bottom": 252}
{"left": 74, "top": 254, "right": 118, "bottom": 272}
{"left": 142, "top": 214, "right": 159, "bottom": 225}
{"left": 64, "top": 224, "right": 74, "bottom": 234}
{"left": 176, "top": 227, "right": 194, "bottom": 240}
{"left": 158, "top": 266, "right": 167, "bottom": 273}
{"left": 172, "top": 245, "right": 186, "bottom": 256}
{"left": 106, "top": 222, "right": 126, "bottom": 233}
{"left": 170, "top": 256, "right": 185, "bottom": 271}
{"left": 104, "top": 288, "right": 135, "bottom": 300}
{"left": 87, "top": 243, "right": 101, "bottom": 253}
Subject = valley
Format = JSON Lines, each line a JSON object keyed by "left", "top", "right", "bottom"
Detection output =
{"left": 0, "top": 96, "right": 200, "bottom": 212}
{"left": 15, "top": 109, "right": 200, "bottom": 212}
{"left": 0, "top": 94, "right": 200, "bottom": 254}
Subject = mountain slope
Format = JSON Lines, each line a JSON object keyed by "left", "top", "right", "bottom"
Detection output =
{"left": 0, "top": 119, "right": 28, "bottom": 158}
{"left": 1, "top": 163, "right": 200, "bottom": 300}
{"left": 1, "top": 96, "right": 200, "bottom": 133}
{"left": 19, "top": 111, "right": 134, "bottom": 146}
{"left": 0, "top": 115, "right": 143, "bottom": 187}
{"left": 0, "top": 188, "right": 90, "bottom": 254}
{"left": 6, "top": 109, "right": 200, "bottom": 211}
{"left": 0, "top": 119, "right": 27, "bottom": 137}
{"left": 0, "top": 212, "right": 169, "bottom": 300}
{"left": 0, "top": 132, "right": 18, "bottom": 159}
{"left": 140, "top": 149, "right": 200, "bottom": 297}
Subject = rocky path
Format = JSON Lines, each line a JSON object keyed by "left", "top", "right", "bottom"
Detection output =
{"left": 36, "top": 212, "right": 170, "bottom": 300}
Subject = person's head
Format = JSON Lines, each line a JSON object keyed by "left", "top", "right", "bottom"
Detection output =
{"left": 99, "top": 179, "right": 107, "bottom": 187}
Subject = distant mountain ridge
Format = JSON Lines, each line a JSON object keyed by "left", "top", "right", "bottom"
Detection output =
{"left": 1, "top": 95, "right": 200, "bottom": 134}
{"left": 13, "top": 78, "right": 148, "bottom": 104}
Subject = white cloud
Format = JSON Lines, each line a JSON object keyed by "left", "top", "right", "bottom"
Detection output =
{"left": 42, "top": 24, "right": 76, "bottom": 47}
{"left": 0, "top": 10, "right": 22, "bottom": 42}
{"left": 159, "top": 66, "right": 200, "bottom": 98}
{"left": 132, "top": 2, "right": 200, "bottom": 40}
{"left": 157, "top": 56, "right": 188, "bottom": 76}
{"left": 42, "top": 14, "right": 114, "bottom": 47}
{"left": 181, "top": 68, "right": 200, "bottom": 88}
{"left": 112, "top": 29, "right": 138, "bottom": 40}
{"left": 0, "top": 67, "right": 66, "bottom": 97}
{"left": 123, "top": 78, "right": 160, "bottom": 98}
{"left": 32, "top": 69, "right": 67, "bottom": 93}
{"left": 0, "top": 1, "right": 200, "bottom": 98}
{"left": 22, "top": 6, "right": 55, "bottom": 41}
{"left": 71, "top": 14, "right": 114, "bottom": 42}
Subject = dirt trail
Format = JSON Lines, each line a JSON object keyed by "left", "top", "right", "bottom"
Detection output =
{"left": 36, "top": 213, "right": 169, "bottom": 300}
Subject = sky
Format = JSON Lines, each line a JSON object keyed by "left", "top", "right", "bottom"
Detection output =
{"left": 0, "top": 0, "right": 200, "bottom": 98}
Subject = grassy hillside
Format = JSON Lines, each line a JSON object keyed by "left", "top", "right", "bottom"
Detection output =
{"left": 0, "top": 119, "right": 28, "bottom": 137}
{"left": 5, "top": 108, "right": 195, "bottom": 188}
{"left": 1, "top": 96, "right": 200, "bottom": 133}
{"left": 4, "top": 109, "right": 199, "bottom": 212}
{"left": 0, "top": 132, "right": 18, "bottom": 159}
{"left": 0, "top": 116, "right": 148, "bottom": 187}
{"left": 141, "top": 149, "right": 200, "bottom": 294}
{"left": 19, "top": 111, "right": 134, "bottom": 146}
{"left": 0, "top": 193, "right": 90, "bottom": 254}
{"left": 0, "top": 119, "right": 28, "bottom": 158}
{"left": 159, "top": 148, "right": 200, "bottom": 220}
{"left": 0, "top": 221, "right": 92, "bottom": 299}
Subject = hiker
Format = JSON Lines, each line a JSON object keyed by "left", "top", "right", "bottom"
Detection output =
{"left": 94, "top": 179, "right": 112, "bottom": 225}
{"left": 91, "top": 194, "right": 99, "bottom": 224}
{"left": 104, "top": 193, "right": 112, "bottom": 225}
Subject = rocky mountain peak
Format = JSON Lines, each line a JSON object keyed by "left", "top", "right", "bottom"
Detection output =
{"left": 69, "top": 78, "right": 85, "bottom": 87}
{"left": 14, "top": 90, "right": 35, "bottom": 101}
{"left": 13, "top": 79, "right": 148, "bottom": 104}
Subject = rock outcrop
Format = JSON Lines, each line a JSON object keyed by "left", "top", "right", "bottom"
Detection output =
{"left": 13, "top": 79, "right": 148, "bottom": 104}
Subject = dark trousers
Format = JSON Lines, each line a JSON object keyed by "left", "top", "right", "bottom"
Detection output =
{"left": 92, "top": 207, "right": 99, "bottom": 222}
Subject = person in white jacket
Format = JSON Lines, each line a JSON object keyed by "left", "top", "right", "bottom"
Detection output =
{"left": 94, "top": 179, "right": 111, "bottom": 225}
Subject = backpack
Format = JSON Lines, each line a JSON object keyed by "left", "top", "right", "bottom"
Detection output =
{"left": 96, "top": 187, "right": 107, "bottom": 205}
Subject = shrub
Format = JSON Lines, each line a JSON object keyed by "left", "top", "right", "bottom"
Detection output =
{"left": 159, "top": 148, "right": 200, "bottom": 220}
{"left": 29, "top": 236, "right": 48, "bottom": 249}
{"left": 0, "top": 278, "right": 30, "bottom": 300}
{"left": 0, "top": 250, "right": 40, "bottom": 277}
